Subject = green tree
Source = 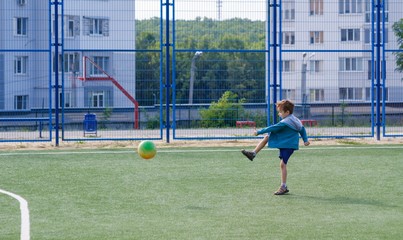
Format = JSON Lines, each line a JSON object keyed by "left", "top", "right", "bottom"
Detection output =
{"left": 136, "top": 18, "right": 267, "bottom": 105}
{"left": 392, "top": 19, "right": 403, "bottom": 78}
{"left": 199, "top": 91, "right": 245, "bottom": 128}
{"left": 135, "top": 32, "right": 160, "bottom": 106}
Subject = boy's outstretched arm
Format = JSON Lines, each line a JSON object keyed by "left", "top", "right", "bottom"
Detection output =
{"left": 299, "top": 127, "right": 310, "bottom": 146}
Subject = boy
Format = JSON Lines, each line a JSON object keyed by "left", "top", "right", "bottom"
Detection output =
{"left": 241, "top": 99, "right": 310, "bottom": 195}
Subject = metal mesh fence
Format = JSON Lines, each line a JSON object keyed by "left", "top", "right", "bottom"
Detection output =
{"left": 384, "top": 0, "right": 403, "bottom": 137}
{"left": 278, "top": 1, "right": 375, "bottom": 138}
{"left": 0, "top": 1, "right": 51, "bottom": 141}
{"left": 0, "top": 0, "right": 402, "bottom": 143}
{"left": 172, "top": 0, "right": 268, "bottom": 139}
{"left": 60, "top": 0, "right": 163, "bottom": 141}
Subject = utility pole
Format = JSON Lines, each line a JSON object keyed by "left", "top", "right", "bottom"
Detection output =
{"left": 189, "top": 51, "right": 202, "bottom": 104}
{"left": 301, "top": 52, "right": 315, "bottom": 119}
{"left": 217, "top": 0, "right": 222, "bottom": 20}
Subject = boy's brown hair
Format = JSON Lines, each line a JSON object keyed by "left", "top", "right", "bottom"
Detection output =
{"left": 276, "top": 99, "right": 295, "bottom": 114}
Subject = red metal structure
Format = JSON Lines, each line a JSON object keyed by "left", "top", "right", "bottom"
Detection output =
{"left": 78, "top": 56, "right": 139, "bottom": 129}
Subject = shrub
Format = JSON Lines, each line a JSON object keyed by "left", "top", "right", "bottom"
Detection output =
{"left": 199, "top": 91, "right": 245, "bottom": 128}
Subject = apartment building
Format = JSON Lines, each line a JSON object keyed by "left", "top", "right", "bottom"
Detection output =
{"left": 279, "top": 0, "right": 402, "bottom": 104}
{"left": 0, "top": 0, "right": 136, "bottom": 111}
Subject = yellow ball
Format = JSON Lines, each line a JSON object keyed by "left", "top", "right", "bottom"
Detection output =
{"left": 137, "top": 141, "right": 156, "bottom": 160}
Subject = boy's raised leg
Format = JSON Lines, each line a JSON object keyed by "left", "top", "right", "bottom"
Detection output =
{"left": 241, "top": 135, "right": 269, "bottom": 161}
{"left": 253, "top": 135, "right": 269, "bottom": 153}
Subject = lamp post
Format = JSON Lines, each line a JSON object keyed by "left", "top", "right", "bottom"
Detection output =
{"left": 152, "top": 93, "right": 156, "bottom": 106}
{"left": 189, "top": 51, "right": 202, "bottom": 104}
{"left": 301, "top": 52, "right": 315, "bottom": 119}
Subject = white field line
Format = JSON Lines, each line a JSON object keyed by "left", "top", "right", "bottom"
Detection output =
{"left": 0, "top": 146, "right": 401, "bottom": 157}
{"left": 0, "top": 189, "right": 30, "bottom": 240}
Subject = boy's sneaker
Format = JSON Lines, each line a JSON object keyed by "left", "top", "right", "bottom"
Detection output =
{"left": 241, "top": 149, "right": 255, "bottom": 161}
{"left": 274, "top": 186, "right": 289, "bottom": 195}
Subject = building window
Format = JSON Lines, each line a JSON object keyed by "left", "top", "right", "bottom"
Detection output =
{"left": 282, "top": 1, "right": 295, "bottom": 21}
{"left": 14, "top": 95, "right": 28, "bottom": 109}
{"left": 66, "top": 53, "right": 80, "bottom": 73}
{"left": 339, "top": 88, "right": 363, "bottom": 101}
{"left": 309, "top": 60, "right": 321, "bottom": 72}
{"left": 364, "top": 28, "right": 388, "bottom": 44}
{"left": 339, "top": 0, "right": 363, "bottom": 14}
{"left": 90, "top": 91, "right": 104, "bottom": 108}
{"left": 339, "top": 57, "right": 363, "bottom": 71}
{"left": 14, "top": 56, "right": 28, "bottom": 75}
{"left": 52, "top": 15, "right": 80, "bottom": 38}
{"left": 53, "top": 53, "right": 80, "bottom": 73}
{"left": 65, "top": 16, "right": 80, "bottom": 38}
{"left": 14, "top": 17, "right": 28, "bottom": 36}
{"left": 365, "top": 0, "right": 370, "bottom": 22}
{"left": 310, "top": 89, "right": 324, "bottom": 102}
{"left": 365, "top": 87, "right": 371, "bottom": 101}
{"left": 83, "top": 17, "right": 109, "bottom": 36}
{"left": 17, "top": 0, "right": 26, "bottom": 6}
{"left": 309, "top": 0, "right": 323, "bottom": 15}
{"left": 367, "top": 60, "right": 372, "bottom": 79}
{"left": 365, "top": 0, "right": 388, "bottom": 23}
{"left": 367, "top": 60, "right": 384, "bottom": 80}
{"left": 282, "top": 31, "right": 295, "bottom": 45}
{"left": 52, "top": 17, "right": 60, "bottom": 37}
{"left": 91, "top": 19, "right": 102, "bottom": 35}
{"left": 282, "top": 60, "right": 295, "bottom": 72}
{"left": 341, "top": 28, "right": 360, "bottom": 42}
{"left": 310, "top": 31, "right": 323, "bottom": 44}
{"left": 90, "top": 56, "right": 109, "bottom": 75}
{"left": 59, "top": 92, "right": 72, "bottom": 108}
{"left": 282, "top": 89, "right": 296, "bottom": 101}
{"left": 67, "top": 19, "right": 74, "bottom": 37}
{"left": 365, "top": 87, "right": 388, "bottom": 101}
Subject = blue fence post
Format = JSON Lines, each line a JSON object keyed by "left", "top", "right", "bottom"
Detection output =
{"left": 266, "top": 1, "right": 271, "bottom": 127}
{"left": 375, "top": 0, "right": 382, "bottom": 141}
{"left": 172, "top": 0, "right": 176, "bottom": 140}
{"left": 160, "top": 0, "right": 165, "bottom": 141}
{"left": 381, "top": 0, "right": 387, "bottom": 138}
{"left": 48, "top": 1, "right": 53, "bottom": 142}
{"left": 52, "top": 0, "right": 61, "bottom": 146}
{"left": 61, "top": 0, "right": 65, "bottom": 140}
{"left": 271, "top": 0, "right": 279, "bottom": 124}
{"left": 164, "top": 0, "right": 172, "bottom": 143}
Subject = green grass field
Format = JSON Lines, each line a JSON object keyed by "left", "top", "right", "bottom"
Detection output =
{"left": 0, "top": 145, "right": 402, "bottom": 239}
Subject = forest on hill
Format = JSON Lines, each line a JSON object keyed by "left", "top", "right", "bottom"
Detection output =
{"left": 135, "top": 17, "right": 268, "bottom": 106}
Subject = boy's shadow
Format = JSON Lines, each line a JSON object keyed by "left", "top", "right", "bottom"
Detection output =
{"left": 287, "top": 194, "right": 398, "bottom": 208}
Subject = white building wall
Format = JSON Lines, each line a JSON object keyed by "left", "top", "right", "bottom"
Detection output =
{"left": 0, "top": 0, "right": 136, "bottom": 111}
{"left": 2, "top": 0, "right": 35, "bottom": 110}
{"left": 61, "top": 0, "right": 136, "bottom": 109}
{"left": 279, "top": 0, "right": 403, "bottom": 104}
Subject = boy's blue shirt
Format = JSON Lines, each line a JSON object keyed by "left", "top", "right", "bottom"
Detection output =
{"left": 256, "top": 114, "right": 308, "bottom": 150}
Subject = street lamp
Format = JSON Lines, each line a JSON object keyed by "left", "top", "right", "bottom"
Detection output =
{"left": 301, "top": 52, "right": 315, "bottom": 119}
{"left": 152, "top": 93, "right": 156, "bottom": 106}
{"left": 189, "top": 51, "right": 203, "bottom": 104}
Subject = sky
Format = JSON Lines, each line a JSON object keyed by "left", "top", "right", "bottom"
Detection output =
{"left": 135, "top": 0, "right": 267, "bottom": 21}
